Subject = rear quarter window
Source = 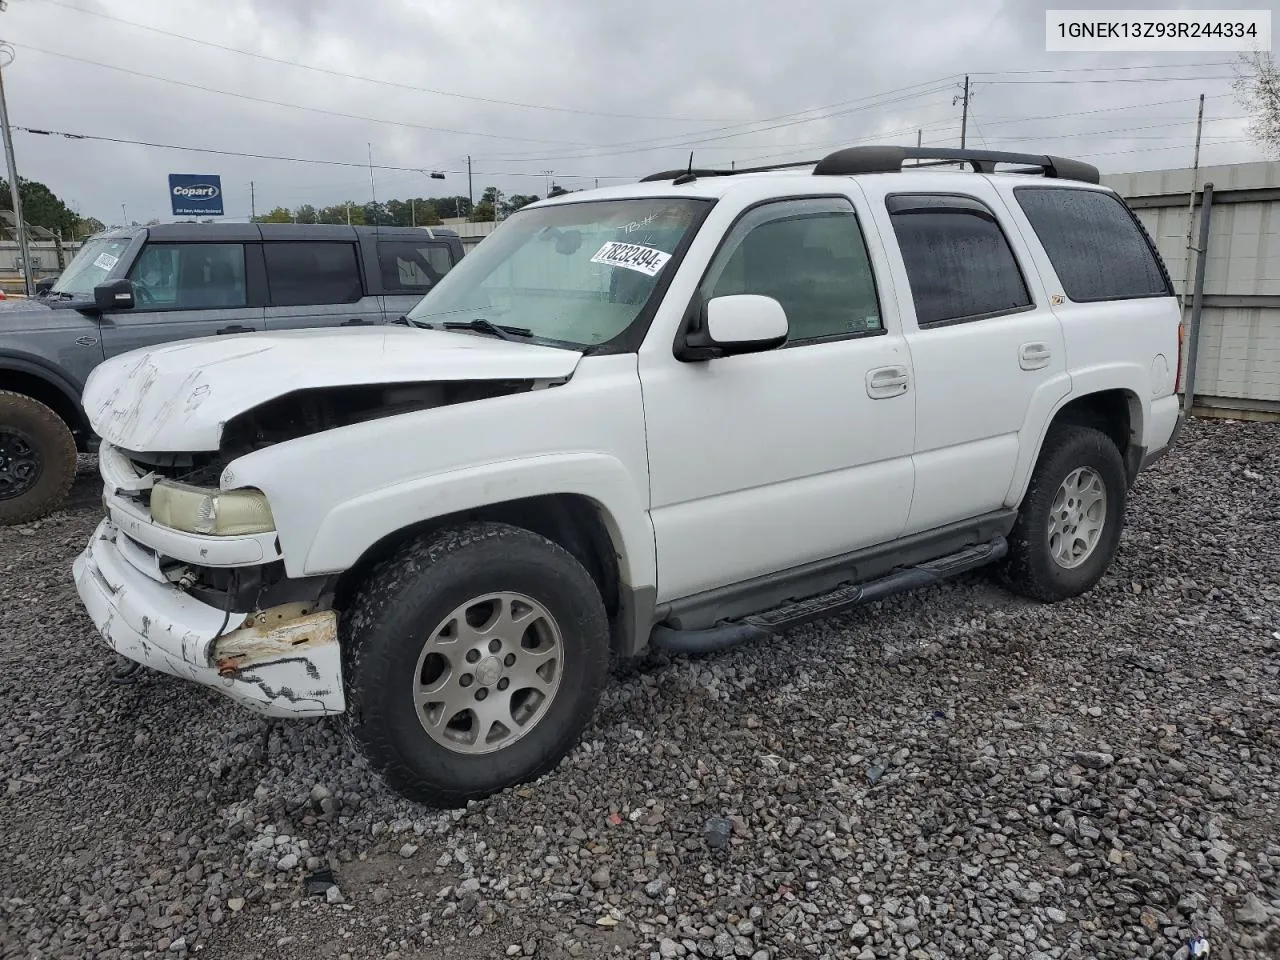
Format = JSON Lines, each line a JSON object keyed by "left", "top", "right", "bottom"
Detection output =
{"left": 1014, "top": 187, "right": 1172, "bottom": 302}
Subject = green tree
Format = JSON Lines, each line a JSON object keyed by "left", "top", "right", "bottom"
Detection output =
{"left": 436, "top": 195, "right": 472, "bottom": 219}
{"left": 0, "top": 177, "right": 79, "bottom": 236}
{"left": 316, "top": 202, "right": 366, "bottom": 225}
{"left": 77, "top": 216, "right": 106, "bottom": 238}
{"left": 501, "top": 194, "right": 540, "bottom": 217}
{"left": 253, "top": 206, "right": 294, "bottom": 223}
{"left": 294, "top": 204, "right": 318, "bottom": 224}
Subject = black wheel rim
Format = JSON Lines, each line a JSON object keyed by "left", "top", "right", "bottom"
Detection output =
{"left": 0, "top": 428, "right": 42, "bottom": 501}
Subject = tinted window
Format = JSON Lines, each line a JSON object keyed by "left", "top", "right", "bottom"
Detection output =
{"left": 888, "top": 194, "right": 1032, "bottom": 327}
{"left": 129, "top": 243, "right": 246, "bottom": 310}
{"left": 703, "top": 197, "right": 882, "bottom": 342}
{"left": 1015, "top": 187, "right": 1171, "bottom": 302}
{"left": 377, "top": 240, "right": 456, "bottom": 292}
{"left": 264, "top": 242, "right": 362, "bottom": 306}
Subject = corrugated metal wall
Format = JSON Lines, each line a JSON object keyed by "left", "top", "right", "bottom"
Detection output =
{"left": 1103, "top": 160, "right": 1280, "bottom": 413}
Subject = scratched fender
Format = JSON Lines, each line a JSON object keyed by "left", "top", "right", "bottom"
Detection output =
{"left": 72, "top": 518, "right": 344, "bottom": 718}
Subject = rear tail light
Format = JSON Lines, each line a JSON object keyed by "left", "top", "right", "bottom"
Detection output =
{"left": 1175, "top": 324, "right": 1185, "bottom": 394}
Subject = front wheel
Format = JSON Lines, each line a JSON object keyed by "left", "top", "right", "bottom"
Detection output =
{"left": 342, "top": 522, "right": 610, "bottom": 807}
{"left": 0, "top": 390, "right": 78, "bottom": 526}
{"left": 1000, "top": 424, "right": 1126, "bottom": 603}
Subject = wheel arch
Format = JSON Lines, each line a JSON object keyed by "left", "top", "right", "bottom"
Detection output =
{"left": 0, "top": 356, "right": 89, "bottom": 447}
{"left": 331, "top": 492, "right": 642, "bottom": 656}
{"left": 1009, "top": 384, "right": 1144, "bottom": 507}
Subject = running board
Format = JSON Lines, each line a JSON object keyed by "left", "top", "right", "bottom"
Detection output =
{"left": 650, "top": 537, "right": 1007, "bottom": 654}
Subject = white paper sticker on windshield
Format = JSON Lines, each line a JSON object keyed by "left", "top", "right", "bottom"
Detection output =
{"left": 93, "top": 252, "right": 119, "bottom": 271}
{"left": 590, "top": 241, "right": 671, "bottom": 277}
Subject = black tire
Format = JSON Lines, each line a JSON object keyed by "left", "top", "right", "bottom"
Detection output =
{"left": 0, "top": 390, "right": 77, "bottom": 526}
{"left": 342, "top": 522, "right": 610, "bottom": 807}
{"left": 1000, "top": 424, "right": 1126, "bottom": 603}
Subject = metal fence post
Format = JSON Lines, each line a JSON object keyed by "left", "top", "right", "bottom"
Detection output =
{"left": 1182, "top": 182, "right": 1214, "bottom": 418}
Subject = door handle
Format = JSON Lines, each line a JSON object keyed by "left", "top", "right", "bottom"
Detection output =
{"left": 866, "top": 365, "right": 910, "bottom": 399}
{"left": 340, "top": 318, "right": 371, "bottom": 326}
{"left": 1019, "top": 342, "right": 1051, "bottom": 370}
{"left": 216, "top": 324, "right": 255, "bottom": 335}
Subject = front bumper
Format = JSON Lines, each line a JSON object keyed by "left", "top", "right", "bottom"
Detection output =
{"left": 73, "top": 518, "right": 344, "bottom": 718}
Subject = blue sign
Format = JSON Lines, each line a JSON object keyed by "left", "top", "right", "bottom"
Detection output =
{"left": 169, "top": 174, "right": 224, "bottom": 217}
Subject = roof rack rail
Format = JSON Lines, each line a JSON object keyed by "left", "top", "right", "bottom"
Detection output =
{"left": 639, "top": 146, "right": 1099, "bottom": 186}
{"left": 811, "top": 146, "right": 1099, "bottom": 184}
{"left": 638, "top": 159, "right": 816, "bottom": 183}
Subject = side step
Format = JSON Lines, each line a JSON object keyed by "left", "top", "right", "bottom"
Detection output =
{"left": 650, "top": 537, "right": 1007, "bottom": 654}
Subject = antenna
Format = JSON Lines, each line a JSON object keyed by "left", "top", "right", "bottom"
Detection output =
{"left": 672, "top": 151, "right": 697, "bottom": 186}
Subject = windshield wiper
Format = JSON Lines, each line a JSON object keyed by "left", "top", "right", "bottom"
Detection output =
{"left": 441, "top": 318, "right": 533, "bottom": 342}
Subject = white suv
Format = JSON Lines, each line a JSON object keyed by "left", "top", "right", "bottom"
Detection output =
{"left": 73, "top": 146, "right": 1184, "bottom": 806}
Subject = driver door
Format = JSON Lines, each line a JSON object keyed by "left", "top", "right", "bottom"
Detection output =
{"left": 99, "top": 241, "right": 266, "bottom": 358}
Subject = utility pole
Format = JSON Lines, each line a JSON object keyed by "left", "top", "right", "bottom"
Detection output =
{"left": 953, "top": 75, "right": 971, "bottom": 149}
{"left": 1177, "top": 93, "right": 1207, "bottom": 395}
{"left": 0, "top": 49, "right": 33, "bottom": 296}
{"left": 249, "top": 181, "right": 255, "bottom": 220}
{"left": 1179, "top": 94, "right": 1206, "bottom": 312}
{"left": 466, "top": 155, "right": 473, "bottom": 214}
{"left": 121, "top": 201, "right": 127, "bottom": 225}
{"left": 411, "top": 197, "right": 416, "bottom": 227}
{"left": 345, "top": 202, "right": 351, "bottom": 226}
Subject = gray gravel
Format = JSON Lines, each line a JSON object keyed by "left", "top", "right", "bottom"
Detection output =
{"left": 2, "top": 419, "right": 1278, "bottom": 960}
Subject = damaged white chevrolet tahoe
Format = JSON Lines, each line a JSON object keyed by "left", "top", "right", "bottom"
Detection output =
{"left": 73, "top": 146, "right": 1185, "bottom": 806}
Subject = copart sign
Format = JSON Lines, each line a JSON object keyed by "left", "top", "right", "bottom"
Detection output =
{"left": 169, "top": 173, "right": 225, "bottom": 217}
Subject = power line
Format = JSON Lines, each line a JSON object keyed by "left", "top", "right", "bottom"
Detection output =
{"left": 484, "top": 85, "right": 960, "bottom": 163}
{"left": 12, "top": 125, "right": 636, "bottom": 180}
{"left": 28, "top": 0, "right": 745, "bottom": 124}
{"left": 9, "top": 43, "right": 591, "bottom": 146}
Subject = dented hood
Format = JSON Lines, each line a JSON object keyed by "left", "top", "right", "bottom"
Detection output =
{"left": 82, "top": 325, "right": 584, "bottom": 452}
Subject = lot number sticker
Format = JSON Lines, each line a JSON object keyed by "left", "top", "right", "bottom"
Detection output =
{"left": 590, "top": 241, "right": 671, "bottom": 277}
{"left": 93, "top": 253, "right": 119, "bottom": 272}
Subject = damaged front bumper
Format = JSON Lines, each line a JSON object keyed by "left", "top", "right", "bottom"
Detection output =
{"left": 73, "top": 518, "right": 345, "bottom": 718}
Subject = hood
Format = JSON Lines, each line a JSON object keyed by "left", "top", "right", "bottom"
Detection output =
{"left": 83, "top": 325, "right": 584, "bottom": 452}
{"left": 0, "top": 296, "right": 78, "bottom": 331}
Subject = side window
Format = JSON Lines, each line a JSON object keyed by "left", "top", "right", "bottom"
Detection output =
{"left": 263, "top": 242, "right": 363, "bottom": 306}
{"left": 1014, "top": 187, "right": 1172, "bottom": 302}
{"left": 702, "top": 197, "right": 882, "bottom": 343}
{"left": 376, "top": 240, "right": 455, "bottom": 293}
{"left": 887, "top": 194, "right": 1032, "bottom": 327}
{"left": 128, "top": 243, "right": 246, "bottom": 310}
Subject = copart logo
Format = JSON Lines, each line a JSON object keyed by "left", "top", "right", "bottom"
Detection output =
{"left": 173, "top": 184, "right": 220, "bottom": 201}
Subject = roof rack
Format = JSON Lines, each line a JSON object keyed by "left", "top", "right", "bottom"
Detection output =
{"left": 639, "top": 145, "right": 1099, "bottom": 186}
{"left": 811, "top": 146, "right": 1100, "bottom": 184}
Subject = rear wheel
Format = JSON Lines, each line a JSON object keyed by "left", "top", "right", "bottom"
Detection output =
{"left": 1000, "top": 424, "right": 1126, "bottom": 602}
{"left": 0, "top": 391, "right": 77, "bottom": 526}
{"left": 342, "top": 522, "right": 610, "bottom": 807}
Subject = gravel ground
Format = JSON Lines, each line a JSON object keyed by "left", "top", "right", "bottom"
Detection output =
{"left": 1, "top": 419, "right": 1278, "bottom": 960}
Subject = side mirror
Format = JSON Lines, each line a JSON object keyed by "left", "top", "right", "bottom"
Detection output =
{"left": 93, "top": 278, "right": 134, "bottom": 311}
{"left": 676, "top": 294, "right": 788, "bottom": 361}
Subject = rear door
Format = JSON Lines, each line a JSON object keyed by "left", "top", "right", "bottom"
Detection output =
{"left": 100, "top": 240, "right": 265, "bottom": 358}
{"left": 373, "top": 237, "right": 460, "bottom": 321}
{"left": 861, "top": 179, "right": 1070, "bottom": 535}
{"left": 261, "top": 233, "right": 382, "bottom": 331}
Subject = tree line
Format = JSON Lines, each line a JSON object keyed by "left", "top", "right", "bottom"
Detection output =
{"left": 251, "top": 185, "right": 564, "bottom": 226}
{"left": 0, "top": 176, "right": 104, "bottom": 239}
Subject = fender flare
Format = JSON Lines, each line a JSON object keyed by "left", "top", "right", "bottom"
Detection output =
{"left": 1004, "top": 367, "right": 1147, "bottom": 507}
{"left": 0, "top": 351, "right": 88, "bottom": 431}
{"left": 293, "top": 452, "right": 657, "bottom": 591}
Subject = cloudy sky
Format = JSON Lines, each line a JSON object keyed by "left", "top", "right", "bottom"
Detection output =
{"left": 0, "top": 0, "right": 1272, "bottom": 225}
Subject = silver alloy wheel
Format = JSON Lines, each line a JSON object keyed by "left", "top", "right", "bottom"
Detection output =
{"left": 1047, "top": 466, "right": 1108, "bottom": 569}
{"left": 412, "top": 591, "right": 564, "bottom": 755}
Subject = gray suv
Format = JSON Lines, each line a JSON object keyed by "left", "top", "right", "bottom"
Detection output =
{"left": 0, "top": 222, "right": 465, "bottom": 524}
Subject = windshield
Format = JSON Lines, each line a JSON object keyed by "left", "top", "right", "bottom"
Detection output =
{"left": 406, "top": 198, "right": 709, "bottom": 347}
{"left": 50, "top": 237, "right": 132, "bottom": 297}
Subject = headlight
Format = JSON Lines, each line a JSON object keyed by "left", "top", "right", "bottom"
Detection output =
{"left": 150, "top": 481, "right": 276, "bottom": 536}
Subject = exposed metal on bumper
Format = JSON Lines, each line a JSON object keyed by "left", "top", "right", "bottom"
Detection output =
{"left": 73, "top": 518, "right": 344, "bottom": 718}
